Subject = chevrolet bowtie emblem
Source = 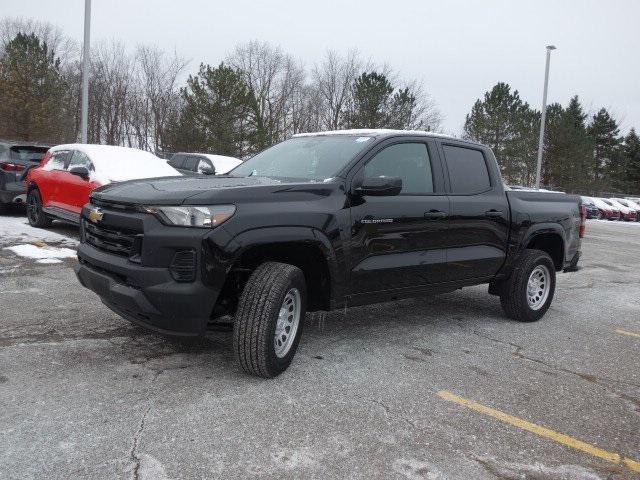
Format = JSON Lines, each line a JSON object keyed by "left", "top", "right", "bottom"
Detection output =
{"left": 88, "top": 207, "right": 104, "bottom": 223}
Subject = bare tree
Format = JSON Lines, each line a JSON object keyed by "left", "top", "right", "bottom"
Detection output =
{"left": 228, "top": 41, "right": 305, "bottom": 150}
{"left": 311, "top": 49, "right": 362, "bottom": 131}
{"left": 85, "top": 41, "right": 133, "bottom": 145}
{"left": 134, "top": 46, "right": 187, "bottom": 152}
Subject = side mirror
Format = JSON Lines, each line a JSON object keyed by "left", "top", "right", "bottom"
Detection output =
{"left": 69, "top": 166, "right": 90, "bottom": 180}
{"left": 355, "top": 176, "right": 402, "bottom": 196}
{"left": 199, "top": 166, "right": 215, "bottom": 175}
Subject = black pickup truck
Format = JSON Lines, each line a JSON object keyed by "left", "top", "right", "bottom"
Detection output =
{"left": 74, "top": 129, "right": 584, "bottom": 377}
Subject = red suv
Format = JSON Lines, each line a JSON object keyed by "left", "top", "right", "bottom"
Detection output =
{"left": 26, "top": 144, "right": 180, "bottom": 228}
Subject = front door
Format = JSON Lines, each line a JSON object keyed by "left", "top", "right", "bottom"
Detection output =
{"left": 348, "top": 140, "right": 450, "bottom": 297}
{"left": 63, "top": 150, "right": 99, "bottom": 215}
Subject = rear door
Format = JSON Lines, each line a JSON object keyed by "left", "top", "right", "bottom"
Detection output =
{"left": 439, "top": 142, "right": 509, "bottom": 281}
{"left": 348, "top": 138, "right": 450, "bottom": 296}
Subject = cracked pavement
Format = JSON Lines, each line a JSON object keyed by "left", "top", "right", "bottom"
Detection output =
{"left": 1, "top": 219, "right": 639, "bottom": 479}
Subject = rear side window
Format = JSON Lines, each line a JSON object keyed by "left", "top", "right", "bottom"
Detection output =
{"left": 184, "top": 156, "right": 198, "bottom": 171}
{"left": 168, "top": 155, "right": 185, "bottom": 168}
{"left": 443, "top": 145, "right": 491, "bottom": 194}
{"left": 363, "top": 143, "right": 433, "bottom": 194}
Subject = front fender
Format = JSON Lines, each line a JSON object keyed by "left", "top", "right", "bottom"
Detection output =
{"left": 225, "top": 226, "right": 345, "bottom": 309}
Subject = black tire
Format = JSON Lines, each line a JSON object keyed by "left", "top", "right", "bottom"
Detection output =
{"left": 0, "top": 202, "right": 6, "bottom": 214}
{"left": 26, "top": 189, "right": 52, "bottom": 228}
{"left": 233, "top": 262, "right": 307, "bottom": 378}
{"left": 499, "top": 249, "right": 556, "bottom": 323}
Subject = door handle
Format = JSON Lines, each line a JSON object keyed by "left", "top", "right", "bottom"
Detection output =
{"left": 484, "top": 209, "right": 503, "bottom": 217}
{"left": 424, "top": 210, "right": 447, "bottom": 219}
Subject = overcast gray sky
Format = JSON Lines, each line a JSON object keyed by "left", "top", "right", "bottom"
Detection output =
{"left": 4, "top": 0, "right": 639, "bottom": 135}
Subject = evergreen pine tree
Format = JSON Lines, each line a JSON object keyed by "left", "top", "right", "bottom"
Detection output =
{"left": 543, "top": 96, "right": 593, "bottom": 192}
{"left": 624, "top": 128, "right": 640, "bottom": 193}
{"left": 345, "top": 72, "right": 394, "bottom": 128}
{"left": 463, "top": 83, "right": 538, "bottom": 184}
{"left": 0, "top": 32, "right": 73, "bottom": 142}
{"left": 587, "top": 107, "right": 622, "bottom": 187}
{"left": 163, "top": 63, "right": 255, "bottom": 157}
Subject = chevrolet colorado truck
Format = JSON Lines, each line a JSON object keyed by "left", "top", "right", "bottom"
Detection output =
{"left": 73, "top": 129, "right": 584, "bottom": 378}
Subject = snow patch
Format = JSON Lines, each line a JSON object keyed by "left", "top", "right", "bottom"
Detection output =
{"left": 4, "top": 244, "right": 76, "bottom": 261}
{"left": 0, "top": 216, "right": 78, "bottom": 246}
{"left": 36, "top": 258, "right": 63, "bottom": 264}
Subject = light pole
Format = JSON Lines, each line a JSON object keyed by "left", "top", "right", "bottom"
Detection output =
{"left": 534, "top": 45, "right": 556, "bottom": 189}
{"left": 80, "top": 0, "right": 91, "bottom": 143}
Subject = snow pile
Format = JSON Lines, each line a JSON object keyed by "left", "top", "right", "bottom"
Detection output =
{"left": 3, "top": 244, "right": 76, "bottom": 264}
{"left": 0, "top": 216, "right": 78, "bottom": 246}
{"left": 48, "top": 144, "right": 181, "bottom": 185}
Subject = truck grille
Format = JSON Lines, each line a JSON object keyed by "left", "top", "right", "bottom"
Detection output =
{"left": 83, "top": 220, "right": 142, "bottom": 259}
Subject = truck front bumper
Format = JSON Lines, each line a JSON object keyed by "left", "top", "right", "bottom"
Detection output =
{"left": 74, "top": 201, "right": 237, "bottom": 336}
{"left": 75, "top": 243, "right": 218, "bottom": 335}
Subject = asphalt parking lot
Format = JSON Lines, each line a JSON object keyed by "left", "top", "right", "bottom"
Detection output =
{"left": 1, "top": 215, "right": 639, "bottom": 479}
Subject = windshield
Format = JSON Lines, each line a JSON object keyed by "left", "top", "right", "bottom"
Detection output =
{"left": 230, "top": 135, "right": 373, "bottom": 181}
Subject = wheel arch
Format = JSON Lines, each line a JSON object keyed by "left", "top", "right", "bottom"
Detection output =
{"left": 223, "top": 226, "right": 343, "bottom": 312}
{"left": 523, "top": 226, "right": 565, "bottom": 271}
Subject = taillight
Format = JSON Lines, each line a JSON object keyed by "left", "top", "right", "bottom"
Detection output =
{"left": 579, "top": 204, "right": 587, "bottom": 238}
{"left": 0, "top": 162, "right": 26, "bottom": 172}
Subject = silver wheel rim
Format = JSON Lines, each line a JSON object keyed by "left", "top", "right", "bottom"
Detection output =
{"left": 274, "top": 288, "right": 301, "bottom": 358}
{"left": 527, "top": 265, "right": 551, "bottom": 310}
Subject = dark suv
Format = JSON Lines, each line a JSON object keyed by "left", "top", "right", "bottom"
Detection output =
{"left": 0, "top": 140, "right": 51, "bottom": 211}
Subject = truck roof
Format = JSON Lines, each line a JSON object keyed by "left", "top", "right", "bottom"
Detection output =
{"left": 292, "top": 128, "right": 460, "bottom": 141}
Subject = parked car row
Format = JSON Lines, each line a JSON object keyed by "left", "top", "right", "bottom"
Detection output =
{"left": 581, "top": 196, "right": 640, "bottom": 221}
{"left": 0, "top": 141, "right": 241, "bottom": 228}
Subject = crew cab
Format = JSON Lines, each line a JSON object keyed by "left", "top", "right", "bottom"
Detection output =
{"left": 26, "top": 144, "right": 180, "bottom": 227}
{"left": 74, "top": 130, "right": 584, "bottom": 378}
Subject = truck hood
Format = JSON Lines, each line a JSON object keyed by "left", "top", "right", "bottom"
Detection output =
{"left": 90, "top": 175, "right": 337, "bottom": 205}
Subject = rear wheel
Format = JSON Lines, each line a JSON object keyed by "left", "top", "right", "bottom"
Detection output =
{"left": 26, "top": 189, "right": 52, "bottom": 228}
{"left": 499, "top": 249, "right": 556, "bottom": 322}
{"left": 233, "top": 262, "right": 306, "bottom": 378}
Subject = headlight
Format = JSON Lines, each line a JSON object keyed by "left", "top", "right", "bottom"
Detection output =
{"left": 143, "top": 205, "right": 236, "bottom": 228}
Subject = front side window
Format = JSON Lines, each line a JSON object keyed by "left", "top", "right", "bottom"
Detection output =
{"left": 231, "top": 135, "right": 374, "bottom": 181}
{"left": 46, "top": 151, "right": 71, "bottom": 170}
{"left": 443, "top": 145, "right": 491, "bottom": 194}
{"left": 363, "top": 143, "right": 433, "bottom": 194}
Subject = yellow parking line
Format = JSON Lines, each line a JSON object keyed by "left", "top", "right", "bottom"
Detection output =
{"left": 616, "top": 329, "right": 640, "bottom": 338}
{"left": 437, "top": 390, "right": 640, "bottom": 473}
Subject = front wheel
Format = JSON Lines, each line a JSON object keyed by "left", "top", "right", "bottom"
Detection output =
{"left": 500, "top": 249, "right": 556, "bottom": 322}
{"left": 233, "top": 262, "right": 306, "bottom": 378}
{"left": 26, "top": 189, "right": 52, "bottom": 228}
